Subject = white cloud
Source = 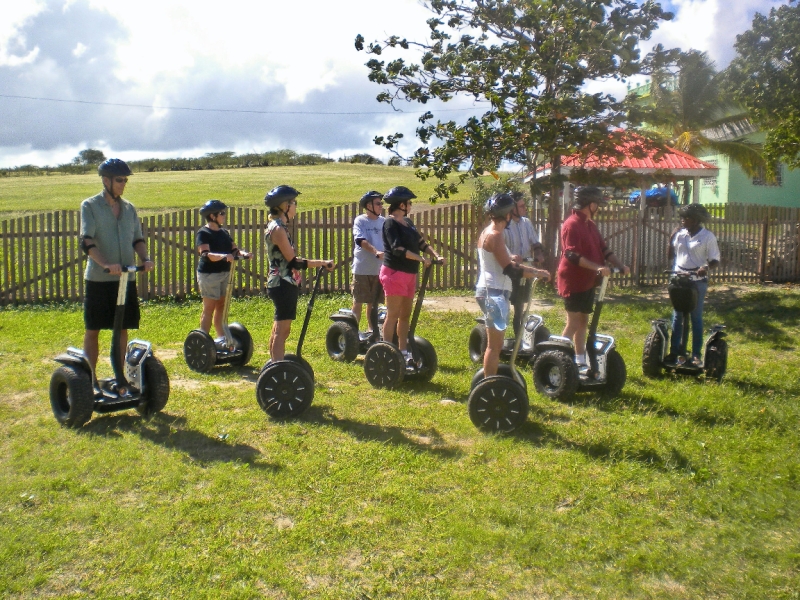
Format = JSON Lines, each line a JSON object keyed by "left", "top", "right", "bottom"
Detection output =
{"left": 0, "top": 1, "right": 45, "bottom": 67}
{"left": 71, "top": 41, "right": 87, "bottom": 57}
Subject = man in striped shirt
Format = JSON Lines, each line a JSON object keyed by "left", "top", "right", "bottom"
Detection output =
{"left": 504, "top": 191, "right": 545, "bottom": 335}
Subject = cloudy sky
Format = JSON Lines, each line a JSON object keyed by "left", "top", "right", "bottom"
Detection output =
{"left": 0, "top": 0, "right": 788, "bottom": 168}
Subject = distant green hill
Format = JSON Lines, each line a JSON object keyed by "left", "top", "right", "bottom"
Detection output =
{"left": 0, "top": 163, "right": 482, "bottom": 218}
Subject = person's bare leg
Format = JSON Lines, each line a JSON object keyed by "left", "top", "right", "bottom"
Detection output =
{"left": 269, "top": 320, "right": 292, "bottom": 361}
{"left": 562, "top": 311, "right": 589, "bottom": 355}
{"left": 483, "top": 326, "right": 505, "bottom": 377}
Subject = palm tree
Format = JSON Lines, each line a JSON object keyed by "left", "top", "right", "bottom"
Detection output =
{"left": 634, "top": 48, "right": 765, "bottom": 198}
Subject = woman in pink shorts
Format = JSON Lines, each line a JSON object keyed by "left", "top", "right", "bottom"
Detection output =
{"left": 379, "top": 186, "right": 444, "bottom": 365}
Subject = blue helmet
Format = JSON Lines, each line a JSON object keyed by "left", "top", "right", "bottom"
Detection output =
{"left": 98, "top": 158, "right": 132, "bottom": 178}
{"left": 359, "top": 190, "right": 383, "bottom": 210}
{"left": 384, "top": 186, "right": 416, "bottom": 203}
{"left": 483, "top": 193, "right": 515, "bottom": 218}
{"left": 264, "top": 185, "right": 300, "bottom": 208}
{"left": 199, "top": 199, "right": 228, "bottom": 218}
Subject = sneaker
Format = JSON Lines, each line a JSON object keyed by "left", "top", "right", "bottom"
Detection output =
{"left": 214, "top": 337, "right": 228, "bottom": 351}
{"left": 690, "top": 356, "right": 703, "bottom": 367}
{"left": 675, "top": 355, "right": 687, "bottom": 366}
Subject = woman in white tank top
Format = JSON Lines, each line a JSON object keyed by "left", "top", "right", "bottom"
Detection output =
{"left": 476, "top": 193, "right": 550, "bottom": 377}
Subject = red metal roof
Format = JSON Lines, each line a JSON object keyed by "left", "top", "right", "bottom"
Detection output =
{"left": 531, "top": 134, "right": 719, "bottom": 178}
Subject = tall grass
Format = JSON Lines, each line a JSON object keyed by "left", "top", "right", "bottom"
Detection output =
{"left": 1, "top": 283, "right": 799, "bottom": 597}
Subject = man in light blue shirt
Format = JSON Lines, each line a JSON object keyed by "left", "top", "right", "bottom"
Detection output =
{"left": 504, "top": 191, "right": 544, "bottom": 335}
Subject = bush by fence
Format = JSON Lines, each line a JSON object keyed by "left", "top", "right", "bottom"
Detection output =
{"left": 2, "top": 202, "right": 799, "bottom": 305}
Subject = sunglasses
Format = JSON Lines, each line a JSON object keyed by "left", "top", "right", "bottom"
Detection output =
{"left": 288, "top": 201, "right": 298, "bottom": 206}
{"left": 215, "top": 211, "right": 226, "bottom": 216}
{"left": 373, "top": 200, "right": 384, "bottom": 205}
{"left": 114, "top": 177, "right": 128, "bottom": 183}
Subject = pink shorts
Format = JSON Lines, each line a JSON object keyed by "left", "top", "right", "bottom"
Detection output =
{"left": 379, "top": 265, "right": 417, "bottom": 298}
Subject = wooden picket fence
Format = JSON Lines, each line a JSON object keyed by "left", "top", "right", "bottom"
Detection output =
{"left": 1, "top": 201, "right": 799, "bottom": 305}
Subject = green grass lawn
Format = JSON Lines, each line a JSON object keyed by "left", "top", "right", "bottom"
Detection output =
{"left": 0, "top": 163, "right": 476, "bottom": 219}
{"left": 1, "top": 284, "right": 799, "bottom": 598}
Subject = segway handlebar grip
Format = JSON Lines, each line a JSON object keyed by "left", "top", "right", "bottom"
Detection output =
{"left": 103, "top": 265, "right": 146, "bottom": 273}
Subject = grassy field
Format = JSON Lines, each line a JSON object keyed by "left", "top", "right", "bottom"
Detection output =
{"left": 1, "top": 283, "right": 799, "bottom": 598}
{"left": 0, "top": 163, "right": 477, "bottom": 219}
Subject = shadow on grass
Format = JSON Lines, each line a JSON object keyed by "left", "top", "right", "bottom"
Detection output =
{"left": 566, "top": 389, "right": 737, "bottom": 428}
{"left": 82, "top": 413, "right": 279, "bottom": 471}
{"left": 513, "top": 417, "right": 697, "bottom": 475}
{"left": 303, "top": 405, "right": 464, "bottom": 459}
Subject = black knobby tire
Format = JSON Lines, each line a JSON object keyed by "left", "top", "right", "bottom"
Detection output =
{"left": 256, "top": 361, "right": 314, "bottom": 418}
{"left": 532, "top": 350, "right": 579, "bottom": 400}
{"left": 468, "top": 375, "right": 529, "bottom": 433}
{"left": 229, "top": 323, "right": 254, "bottom": 367}
{"left": 363, "top": 342, "right": 405, "bottom": 389}
{"left": 602, "top": 349, "right": 627, "bottom": 397}
{"left": 325, "top": 321, "right": 359, "bottom": 363}
{"left": 642, "top": 330, "right": 664, "bottom": 378}
{"left": 405, "top": 336, "right": 438, "bottom": 383}
{"left": 470, "top": 363, "right": 527, "bottom": 393}
{"left": 283, "top": 354, "right": 314, "bottom": 380}
{"left": 183, "top": 329, "right": 216, "bottom": 373}
{"left": 137, "top": 356, "right": 170, "bottom": 418}
{"left": 468, "top": 325, "right": 487, "bottom": 364}
{"left": 704, "top": 338, "right": 728, "bottom": 382}
{"left": 49, "top": 365, "right": 95, "bottom": 428}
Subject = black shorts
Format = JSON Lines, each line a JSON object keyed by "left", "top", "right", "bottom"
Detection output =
{"left": 563, "top": 287, "right": 595, "bottom": 314}
{"left": 267, "top": 279, "right": 300, "bottom": 321}
{"left": 84, "top": 280, "right": 141, "bottom": 331}
{"left": 509, "top": 277, "right": 526, "bottom": 306}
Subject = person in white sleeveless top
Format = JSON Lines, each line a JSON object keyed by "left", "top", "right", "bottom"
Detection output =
{"left": 476, "top": 193, "right": 550, "bottom": 378}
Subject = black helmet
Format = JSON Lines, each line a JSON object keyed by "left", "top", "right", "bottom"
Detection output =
{"left": 98, "top": 158, "right": 132, "bottom": 178}
{"left": 359, "top": 190, "right": 384, "bottom": 210}
{"left": 572, "top": 186, "right": 607, "bottom": 209}
{"left": 384, "top": 186, "right": 416, "bottom": 203}
{"left": 264, "top": 185, "right": 300, "bottom": 208}
{"left": 199, "top": 199, "right": 228, "bottom": 218}
{"left": 678, "top": 203, "right": 711, "bottom": 222}
{"left": 483, "top": 193, "right": 515, "bottom": 218}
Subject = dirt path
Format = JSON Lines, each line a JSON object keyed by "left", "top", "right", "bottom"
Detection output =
{"left": 421, "top": 296, "right": 555, "bottom": 313}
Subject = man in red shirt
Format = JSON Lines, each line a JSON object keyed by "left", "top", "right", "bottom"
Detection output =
{"left": 557, "top": 186, "right": 630, "bottom": 369}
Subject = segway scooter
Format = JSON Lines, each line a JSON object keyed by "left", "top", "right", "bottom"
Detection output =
{"left": 531, "top": 273, "right": 626, "bottom": 400}
{"left": 255, "top": 265, "right": 331, "bottom": 418}
{"left": 642, "top": 271, "right": 727, "bottom": 381}
{"left": 183, "top": 254, "right": 254, "bottom": 373}
{"left": 362, "top": 259, "right": 443, "bottom": 388}
{"left": 467, "top": 279, "right": 543, "bottom": 433}
{"left": 325, "top": 304, "right": 387, "bottom": 362}
{"left": 468, "top": 275, "right": 551, "bottom": 365}
{"left": 49, "top": 266, "right": 170, "bottom": 428}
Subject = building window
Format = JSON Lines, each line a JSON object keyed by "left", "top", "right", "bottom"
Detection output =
{"left": 702, "top": 159, "right": 718, "bottom": 188}
{"left": 753, "top": 164, "right": 783, "bottom": 187}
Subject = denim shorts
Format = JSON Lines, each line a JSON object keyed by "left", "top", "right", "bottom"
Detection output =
{"left": 476, "top": 287, "right": 511, "bottom": 331}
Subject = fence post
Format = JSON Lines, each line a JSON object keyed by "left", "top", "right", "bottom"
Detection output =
{"left": 759, "top": 218, "right": 769, "bottom": 283}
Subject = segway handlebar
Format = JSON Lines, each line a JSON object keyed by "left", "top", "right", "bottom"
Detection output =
{"left": 104, "top": 265, "right": 147, "bottom": 273}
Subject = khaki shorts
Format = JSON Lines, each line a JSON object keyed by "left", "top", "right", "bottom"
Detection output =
{"left": 352, "top": 274, "right": 385, "bottom": 304}
{"left": 197, "top": 271, "right": 230, "bottom": 300}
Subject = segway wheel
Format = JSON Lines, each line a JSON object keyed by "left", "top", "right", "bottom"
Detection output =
{"left": 532, "top": 350, "right": 579, "bottom": 400}
{"left": 404, "top": 336, "right": 438, "bottom": 382}
{"left": 468, "top": 325, "right": 487, "bottom": 364}
{"left": 704, "top": 339, "right": 728, "bottom": 382}
{"left": 49, "top": 365, "right": 95, "bottom": 428}
{"left": 602, "top": 349, "right": 627, "bottom": 397}
{"left": 470, "top": 363, "right": 527, "bottom": 393}
{"left": 468, "top": 375, "right": 529, "bottom": 433}
{"left": 642, "top": 330, "right": 664, "bottom": 378}
{"left": 183, "top": 330, "right": 216, "bottom": 373}
{"left": 229, "top": 323, "right": 254, "bottom": 367}
{"left": 137, "top": 356, "right": 170, "bottom": 418}
{"left": 325, "top": 321, "right": 359, "bottom": 362}
{"left": 363, "top": 342, "right": 405, "bottom": 389}
{"left": 256, "top": 361, "right": 314, "bottom": 419}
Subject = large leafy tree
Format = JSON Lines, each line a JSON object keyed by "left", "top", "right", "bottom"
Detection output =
{"left": 726, "top": 0, "right": 800, "bottom": 172}
{"left": 356, "top": 0, "right": 672, "bottom": 258}
{"left": 633, "top": 48, "right": 764, "bottom": 196}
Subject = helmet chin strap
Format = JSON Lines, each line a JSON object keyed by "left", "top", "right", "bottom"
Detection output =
{"left": 103, "top": 178, "right": 121, "bottom": 202}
